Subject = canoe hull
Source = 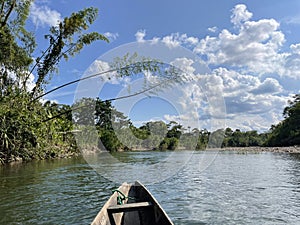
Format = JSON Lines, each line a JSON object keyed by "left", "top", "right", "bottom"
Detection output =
{"left": 91, "top": 181, "right": 173, "bottom": 225}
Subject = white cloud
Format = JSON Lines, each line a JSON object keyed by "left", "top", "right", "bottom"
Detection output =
{"left": 30, "top": 3, "right": 62, "bottom": 27}
{"left": 143, "top": 70, "right": 160, "bottom": 84}
{"left": 210, "top": 68, "right": 287, "bottom": 129}
{"left": 180, "top": 34, "right": 199, "bottom": 46}
{"left": 282, "top": 45, "right": 300, "bottom": 78}
{"left": 224, "top": 113, "right": 281, "bottom": 132}
{"left": 170, "top": 57, "right": 196, "bottom": 80}
{"left": 149, "top": 37, "right": 160, "bottom": 45}
{"left": 164, "top": 114, "right": 195, "bottom": 124}
{"left": 290, "top": 43, "right": 300, "bottom": 54}
{"left": 84, "top": 60, "right": 133, "bottom": 87}
{"left": 132, "top": 34, "right": 292, "bottom": 131}
{"left": 24, "top": 72, "right": 35, "bottom": 91}
{"left": 208, "top": 26, "right": 218, "bottom": 33}
{"left": 189, "top": 4, "right": 300, "bottom": 79}
{"left": 161, "top": 35, "right": 181, "bottom": 49}
{"left": 136, "top": 32, "right": 199, "bottom": 48}
{"left": 104, "top": 32, "right": 119, "bottom": 42}
{"left": 194, "top": 18, "right": 286, "bottom": 75}
{"left": 161, "top": 33, "right": 199, "bottom": 49}
{"left": 165, "top": 67, "right": 289, "bottom": 132}
{"left": 128, "top": 4, "right": 299, "bottom": 131}
{"left": 283, "top": 15, "right": 300, "bottom": 25}
{"left": 135, "top": 30, "right": 146, "bottom": 43}
{"left": 250, "top": 78, "right": 283, "bottom": 94}
{"left": 230, "top": 4, "right": 253, "bottom": 27}
{"left": 4, "top": 69, "right": 35, "bottom": 92}
{"left": 84, "top": 60, "right": 120, "bottom": 84}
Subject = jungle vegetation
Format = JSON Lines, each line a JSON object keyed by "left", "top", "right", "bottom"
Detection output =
{"left": 0, "top": 1, "right": 299, "bottom": 164}
{"left": 0, "top": 1, "right": 108, "bottom": 163}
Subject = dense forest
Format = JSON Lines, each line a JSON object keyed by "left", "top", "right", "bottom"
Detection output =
{"left": 0, "top": 1, "right": 299, "bottom": 164}
{"left": 72, "top": 95, "right": 300, "bottom": 153}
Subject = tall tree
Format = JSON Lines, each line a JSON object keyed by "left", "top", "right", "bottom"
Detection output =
{"left": 31, "top": 7, "right": 108, "bottom": 96}
{"left": 266, "top": 94, "right": 300, "bottom": 146}
{"left": 0, "top": 2, "right": 109, "bottom": 163}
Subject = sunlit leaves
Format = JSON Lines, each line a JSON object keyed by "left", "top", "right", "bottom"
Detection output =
{"left": 31, "top": 7, "right": 109, "bottom": 96}
{"left": 69, "top": 32, "right": 109, "bottom": 57}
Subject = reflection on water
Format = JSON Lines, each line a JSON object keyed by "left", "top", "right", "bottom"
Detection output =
{"left": 1, "top": 152, "right": 300, "bottom": 224}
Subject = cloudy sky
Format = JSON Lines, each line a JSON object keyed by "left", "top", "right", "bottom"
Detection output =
{"left": 27, "top": 0, "right": 300, "bottom": 132}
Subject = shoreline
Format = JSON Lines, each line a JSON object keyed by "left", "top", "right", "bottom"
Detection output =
{"left": 2, "top": 146, "right": 300, "bottom": 166}
{"left": 216, "top": 146, "right": 300, "bottom": 153}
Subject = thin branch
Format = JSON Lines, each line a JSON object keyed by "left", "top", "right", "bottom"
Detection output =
{"left": 42, "top": 105, "right": 83, "bottom": 122}
{"left": 42, "top": 76, "right": 176, "bottom": 122}
{"left": 32, "top": 60, "right": 167, "bottom": 102}
{"left": 32, "top": 67, "right": 117, "bottom": 102}
{"left": 107, "top": 78, "right": 172, "bottom": 102}
{"left": 1, "top": 0, "right": 16, "bottom": 27}
{"left": 29, "top": 36, "right": 59, "bottom": 75}
{"left": 0, "top": 2, "right": 5, "bottom": 20}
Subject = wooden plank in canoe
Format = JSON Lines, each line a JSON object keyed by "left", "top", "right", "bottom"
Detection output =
{"left": 91, "top": 181, "right": 174, "bottom": 225}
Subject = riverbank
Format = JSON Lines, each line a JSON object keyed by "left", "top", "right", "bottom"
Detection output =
{"left": 92, "top": 146, "right": 300, "bottom": 153}
{"left": 216, "top": 146, "right": 300, "bottom": 153}
{"left": 3, "top": 146, "right": 300, "bottom": 166}
{"left": 1, "top": 149, "right": 80, "bottom": 166}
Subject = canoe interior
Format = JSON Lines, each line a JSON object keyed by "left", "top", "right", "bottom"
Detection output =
{"left": 91, "top": 181, "right": 173, "bottom": 225}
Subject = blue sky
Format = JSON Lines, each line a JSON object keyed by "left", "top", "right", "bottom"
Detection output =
{"left": 27, "top": 0, "right": 300, "bottom": 132}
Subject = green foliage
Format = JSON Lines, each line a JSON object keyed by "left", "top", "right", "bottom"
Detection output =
{"left": 31, "top": 7, "right": 109, "bottom": 96}
{"left": 98, "top": 129, "right": 123, "bottom": 152}
{"left": 107, "top": 53, "right": 187, "bottom": 99}
{"left": 0, "top": 93, "right": 76, "bottom": 163}
{"left": 0, "top": 3, "right": 107, "bottom": 163}
{"left": 0, "top": 26, "right": 33, "bottom": 71}
{"left": 72, "top": 97, "right": 129, "bottom": 151}
{"left": 0, "top": 93, "right": 37, "bottom": 162}
{"left": 72, "top": 97, "right": 96, "bottom": 126}
{"left": 166, "top": 121, "right": 182, "bottom": 139}
{"left": 221, "top": 128, "right": 266, "bottom": 147}
{"left": 193, "top": 129, "right": 209, "bottom": 150}
{"left": 265, "top": 94, "right": 300, "bottom": 146}
{"left": 0, "top": 0, "right": 35, "bottom": 92}
{"left": 209, "top": 129, "right": 225, "bottom": 148}
{"left": 159, "top": 137, "right": 178, "bottom": 150}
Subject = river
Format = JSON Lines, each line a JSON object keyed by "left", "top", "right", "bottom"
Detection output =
{"left": 1, "top": 151, "right": 300, "bottom": 224}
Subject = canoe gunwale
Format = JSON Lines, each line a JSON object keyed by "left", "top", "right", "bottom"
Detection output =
{"left": 91, "top": 180, "right": 174, "bottom": 225}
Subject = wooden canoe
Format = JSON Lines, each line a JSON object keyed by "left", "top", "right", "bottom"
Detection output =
{"left": 91, "top": 181, "right": 174, "bottom": 225}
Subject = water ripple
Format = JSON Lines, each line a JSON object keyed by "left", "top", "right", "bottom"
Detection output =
{"left": 1, "top": 152, "right": 300, "bottom": 224}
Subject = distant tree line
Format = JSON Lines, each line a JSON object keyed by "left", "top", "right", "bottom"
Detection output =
{"left": 1, "top": 93, "right": 299, "bottom": 164}
{"left": 72, "top": 94, "right": 300, "bottom": 152}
